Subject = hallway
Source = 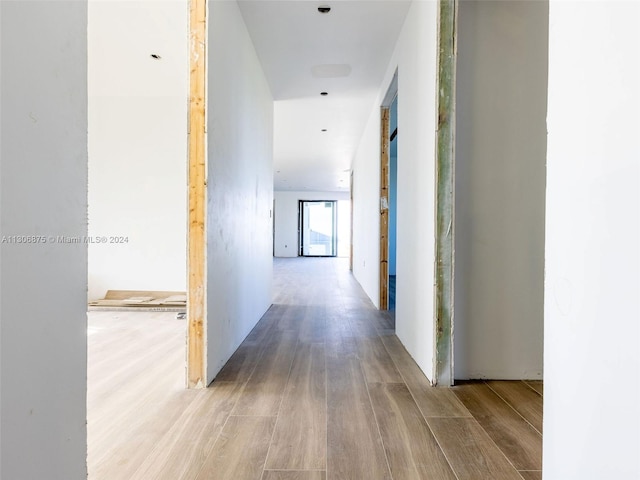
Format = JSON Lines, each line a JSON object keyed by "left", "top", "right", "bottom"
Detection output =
{"left": 88, "top": 258, "right": 542, "bottom": 480}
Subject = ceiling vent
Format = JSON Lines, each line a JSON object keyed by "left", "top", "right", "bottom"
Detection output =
{"left": 311, "top": 64, "right": 352, "bottom": 78}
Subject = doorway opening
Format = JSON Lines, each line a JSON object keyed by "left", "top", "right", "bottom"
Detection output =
{"left": 379, "top": 71, "right": 398, "bottom": 310}
{"left": 448, "top": 0, "right": 547, "bottom": 386}
{"left": 299, "top": 200, "right": 338, "bottom": 257}
{"left": 388, "top": 95, "right": 398, "bottom": 310}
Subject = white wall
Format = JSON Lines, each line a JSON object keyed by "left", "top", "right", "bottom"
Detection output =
{"left": 352, "top": 0, "right": 439, "bottom": 381}
{"left": 274, "top": 190, "right": 349, "bottom": 258}
{"left": 352, "top": 108, "right": 382, "bottom": 306}
{"left": 0, "top": 1, "right": 88, "bottom": 478}
{"left": 88, "top": 0, "right": 187, "bottom": 301}
{"left": 454, "top": 0, "right": 547, "bottom": 379}
{"left": 206, "top": 0, "right": 274, "bottom": 383}
{"left": 544, "top": 2, "right": 639, "bottom": 478}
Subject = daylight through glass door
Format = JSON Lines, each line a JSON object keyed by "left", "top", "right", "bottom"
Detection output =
{"left": 299, "top": 200, "right": 337, "bottom": 257}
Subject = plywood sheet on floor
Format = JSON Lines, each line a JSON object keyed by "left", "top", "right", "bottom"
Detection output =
{"left": 89, "top": 290, "right": 186, "bottom": 310}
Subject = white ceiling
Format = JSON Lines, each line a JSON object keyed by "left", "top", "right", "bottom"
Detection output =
{"left": 237, "top": 0, "right": 411, "bottom": 192}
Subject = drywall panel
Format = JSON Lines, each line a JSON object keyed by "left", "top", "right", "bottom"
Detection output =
{"left": 352, "top": 0, "right": 439, "bottom": 380}
{"left": 544, "top": 2, "right": 639, "bottom": 478}
{"left": 454, "top": 0, "right": 547, "bottom": 379}
{"left": 0, "top": 1, "right": 88, "bottom": 478}
{"left": 352, "top": 107, "right": 382, "bottom": 307}
{"left": 274, "top": 190, "right": 349, "bottom": 258}
{"left": 206, "top": 0, "right": 274, "bottom": 383}
{"left": 88, "top": 0, "right": 188, "bottom": 301}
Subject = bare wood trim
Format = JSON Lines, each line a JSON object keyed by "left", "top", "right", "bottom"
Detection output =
{"left": 187, "top": 0, "right": 207, "bottom": 388}
{"left": 350, "top": 171, "right": 354, "bottom": 271}
{"left": 379, "top": 107, "right": 390, "bottom": 310}
{"left": 434, "top": 0, "right": 457, "bottom": 386}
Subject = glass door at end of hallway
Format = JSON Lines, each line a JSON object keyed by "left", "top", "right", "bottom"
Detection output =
{"left": 299, "top": 200, "right": 337, "bottom": 257}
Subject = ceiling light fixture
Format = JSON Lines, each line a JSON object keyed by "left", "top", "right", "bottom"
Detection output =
{"left": 318, "top": 5, "right": 331, "bottom": 14}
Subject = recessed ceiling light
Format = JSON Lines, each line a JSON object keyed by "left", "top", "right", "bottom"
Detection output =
{"left": 318, "top": 5, "right": 331, "bottom": 14}
{"left": 150, "top": 54, "right": 162, "bottom": 60}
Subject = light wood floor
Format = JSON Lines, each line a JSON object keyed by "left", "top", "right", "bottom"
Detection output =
{"left": 88, "top": 257, "right": 542, "bottom": 480}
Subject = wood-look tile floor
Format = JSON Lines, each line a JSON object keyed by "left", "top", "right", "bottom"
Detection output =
{"left": 88, "top": 257, "right": 543, "bottom": 480}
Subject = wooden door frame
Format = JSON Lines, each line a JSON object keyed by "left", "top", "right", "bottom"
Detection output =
{"left": 184, "top": 0, "right": 457, "bottom": 388}
{"left": 187, "top": 0, "right": 207, "bottom": 388}
{"left": 434, "top": 0, "right": 457, "bottom": 387}
{"left": 350, "top": 171, "right": 354, "bottom": 271}
{"left": 379, "top": 107, "right": 390, "bottom": 310}
{"left": 379, "top": 72, "right": 398, "bottom": 311}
